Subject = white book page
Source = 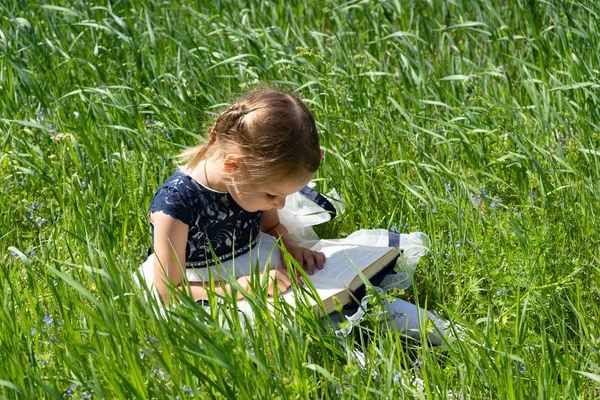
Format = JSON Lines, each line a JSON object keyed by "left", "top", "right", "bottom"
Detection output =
{"left": 235, "top": 241, "right": 393, "bottom": 315}
{"left": 308, "top": 241, "right": 392, "bottom": 287}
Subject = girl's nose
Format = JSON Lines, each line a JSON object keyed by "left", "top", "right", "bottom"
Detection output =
{"left": 274, "top": 196, "right": 286, "bottom": 209}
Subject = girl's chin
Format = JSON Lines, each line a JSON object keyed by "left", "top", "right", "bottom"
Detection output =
{"left": 240, "top": 205, "right": 261, "bottom": 213}
{"left": 239, "top": 203, "right": 271, "bottom": 213}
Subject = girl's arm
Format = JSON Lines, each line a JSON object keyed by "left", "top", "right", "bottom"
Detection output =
{"left": 260, "top": 209, "right": 325, "bottom": 274}
{"left": 151, "top": 211, "right": 190, "bottom": 306}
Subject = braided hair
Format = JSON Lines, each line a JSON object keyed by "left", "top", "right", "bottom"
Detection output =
{"left": 179, "top": 88, "right": 320, "bottom": 185}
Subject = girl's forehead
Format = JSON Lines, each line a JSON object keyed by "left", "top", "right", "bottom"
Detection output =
{"left": 263, "top": 170, "right": 314, "bottom": 195}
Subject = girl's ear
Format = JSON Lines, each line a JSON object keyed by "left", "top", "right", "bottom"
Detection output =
{"left": 223, "top": 153, "right": 243, "bottom": 176}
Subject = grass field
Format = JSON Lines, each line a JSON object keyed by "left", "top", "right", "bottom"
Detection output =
{"left": 2, "top": 0, "right": 600, "bottom": 398}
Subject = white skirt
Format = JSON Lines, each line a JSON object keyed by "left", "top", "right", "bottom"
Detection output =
{"left": 133, "top": 232, "right": 282, "bottom": 300}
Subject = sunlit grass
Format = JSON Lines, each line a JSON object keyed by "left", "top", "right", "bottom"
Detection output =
{"left": 1, "top": 0, "right": 600, "bottom": 397}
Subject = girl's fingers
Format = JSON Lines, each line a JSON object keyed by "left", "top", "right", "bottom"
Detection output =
{"left": 303, "top": 249, "right": 315, "bottom": 275}
{"left": 266, "top": 269, "right": 290, "bottom": 295}
{"left": 271, "top": 268, "right": 290, "bottom": 284}
{"left": 314, "top": 251, "right": 326, "bottom": 269}
{"left": 278, "top": 268, "right": 292, "bottom": 286}
{"left": 277, "top": 279, "right": 290, "bottom": 293}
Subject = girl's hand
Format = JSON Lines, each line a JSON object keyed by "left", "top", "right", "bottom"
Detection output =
{"left": 236, "top": 275, "right": 252, "bottom": 297}
{"left": 260, "top": 211, "right": 326, "bottom": 276}
{"left": 282, "top": 235, "right": 326, "bottom": 275}
{"left": 263, "top": 268, "right": 292, "bottom": 296}
{"left": 236, "top": 269, "right": 292, "bottom": 298}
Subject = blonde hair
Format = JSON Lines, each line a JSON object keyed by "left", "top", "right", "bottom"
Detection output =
{"left": 179, "top": 88, "right": 320, "bottom": 184}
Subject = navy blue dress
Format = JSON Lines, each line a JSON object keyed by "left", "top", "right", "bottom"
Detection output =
{"left": 148, "top": 169, "right": 263, "bottom": 269}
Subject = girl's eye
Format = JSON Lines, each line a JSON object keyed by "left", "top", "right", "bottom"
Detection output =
{"left": 266, "top": 193, "right": 277, "bottom": 199}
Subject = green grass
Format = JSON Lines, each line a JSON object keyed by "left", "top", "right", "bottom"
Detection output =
{"left": 2, "top": 0, "right": 600, "bottom": 397}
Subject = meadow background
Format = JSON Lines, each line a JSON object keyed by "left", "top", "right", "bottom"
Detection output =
{"left": 1, "top": 0, "right": 600, "bottom": 398}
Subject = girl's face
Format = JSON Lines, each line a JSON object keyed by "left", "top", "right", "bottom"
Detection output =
{"left": 228, "top": 169, "right": 314, "bottom": 212}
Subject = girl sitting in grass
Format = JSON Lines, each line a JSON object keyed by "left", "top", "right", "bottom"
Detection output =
{"left": 135, "top": 87, "right": 447, "bottom": 344}
{"left": 142, "top": 88, "right": 324, "bottom": 307}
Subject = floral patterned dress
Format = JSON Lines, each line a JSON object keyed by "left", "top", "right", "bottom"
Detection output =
{"left": 148, "top": 169, "right": 263, "bottom": 269}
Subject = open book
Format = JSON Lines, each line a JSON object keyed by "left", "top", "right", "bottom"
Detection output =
{"left": 259, "top": 241, "right": 399, "bottom": 316}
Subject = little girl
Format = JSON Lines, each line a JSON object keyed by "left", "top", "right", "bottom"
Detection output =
{"left": 136, "top": 88, "right": 448, "bottom": 344}
{"left": 142, "top": 88, "right": 326, "bottom": 307}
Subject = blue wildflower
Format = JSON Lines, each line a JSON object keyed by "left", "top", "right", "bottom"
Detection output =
{"left": 403, "top": 222, "right": 408, "bottom": 230}
{"left": 43, "top": 315, "right": 53, "bottom": 324}
{"left": 82, "top": 392, "right": 92, "bottom": 399}
{"left": 446, "top": 183, "right": 452, "bottom": 191}
{"left": 66, "top": 384, "right": 75, "bottom": 395}
{"left": 81, "top": 183, "right": 87, "bottom": 189}
{"left": 146, "top": 336, "right": 158, "bottom": 344}
{"left": 481, "top": 186, "right": 488, "bottom": 197}
{"left": 459, "top": 210, "right": 464, "bottom": 217}
{"left": 31, "top": 328, "right": 37, "bottom": 336}
{"left": 10, "top": 251, "right": 17, "bottom": 257}
{"left": 588, "top": 345, "right": 597, "bottom": 354}
{"left": 393, "top": 372, "right": 401, "bottom": 383}
{"left": 520, "top": 365, "right": 526, "bottom": 373}
{"left": 30, "top": 249, "right": 36, "bottom": 256}
{"left": 152, "top": 367, "right": 166, "bottom": 379}
{"left": 474, "top": 195, "right": 482, "bottom": 203}
{"left": 502, "top": 288, "right": 509, "bottom": 295}
{"left": 140, "top": 353, "right": 145, "bottom": 359}
{"left": 496, "top": 289, "right": 501, "bottom": 296}
{"left": 431, "top": 207, "right": 436, "bottom": 213}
